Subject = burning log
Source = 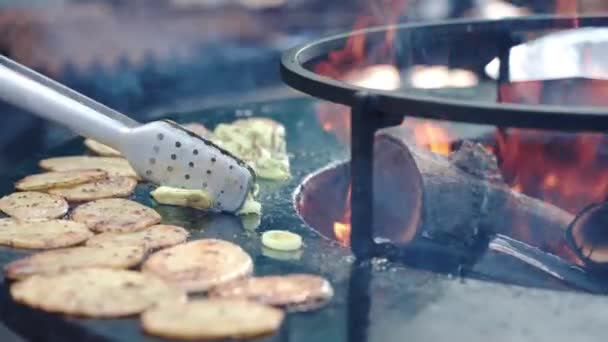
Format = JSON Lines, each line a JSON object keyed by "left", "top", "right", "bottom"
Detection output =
{"left": 373, "top": 125, "right": 575, "bottom": 258}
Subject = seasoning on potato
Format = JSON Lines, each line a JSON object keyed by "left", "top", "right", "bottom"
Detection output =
{"left": 15, "top": 169, "right": 107, "bottom": 191}
{"left": 142, "top": 239, "right": 253, "bottom": 293}
{"left": 0, "top": 192, "right": 68, "bottom": 220}
{"left": 11, "top": 268, "right": 186, "bottom": 318}
{"left": 48, "top": 176, "right": 137, "bottom": 202}
{"left": 86, "top": 224, "right": 189, "bottom": 251}
{"left": 0, "top": 219, "right": 93, "bottom": 249}
{"left": 209, "top": 274, "right": 333, "bottom": 312}
{"left": 141, "top": 299, "right": 284, "bottom": 340}
{"left": 4, "top": 246, "right": 146, "bottom": 280}
{"left": 39, "top": 156, "right": 138, "bottom": 178}
{"left": 71, "top": 198, "right": 161, "bottom": 233}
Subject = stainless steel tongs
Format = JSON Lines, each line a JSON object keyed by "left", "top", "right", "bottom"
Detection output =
{"left": 0, "top": 56, "right": 254, "bottom": 213}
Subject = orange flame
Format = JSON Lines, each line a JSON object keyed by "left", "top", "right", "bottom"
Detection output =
{"left": 315, "top": 0, "right": 407, "bottom": 147}
{"left": 333, "top": 222, "right": 351, "bottom": 247}
{"left": 333, "top": 185, "right": 352, "bottom": 246}
{"left": 412, "top": 121, "right": 452, "bottom": 155}
{"left": 497, "top": 129, "right": 608, "bottom": 213}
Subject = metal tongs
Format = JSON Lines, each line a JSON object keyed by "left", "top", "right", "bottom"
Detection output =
{"left": 0, "top": 56, "right": 254, "bottom": 213}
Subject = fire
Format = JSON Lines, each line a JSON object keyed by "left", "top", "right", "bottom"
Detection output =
{"left": 411, "top": 120, "right": 452, "bottom": 155}
{"left": 314, "top": 1, "right": 408, "bottom": 146}
{"left": 317, "top": 0, "right": 459, "bottom": 245}
{"left": 333, "top": 185, "right": 352, "bottom": 246}
{"left": 497, "top": 130, "right": 608, "bottom": 213}
{"left": 319, "top": 0, "right": 608, "bottom": 249}
{"left": 333, "top": 222, "right": 351, "bottom": 247}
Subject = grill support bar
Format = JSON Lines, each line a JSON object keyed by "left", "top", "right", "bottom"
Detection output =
{"left": 350, "top": 92, "right": 403, "bottom": 259}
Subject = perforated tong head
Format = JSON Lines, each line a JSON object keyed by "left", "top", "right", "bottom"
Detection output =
{"left": 0, "top": 55, "right": 255, "bottom": 213}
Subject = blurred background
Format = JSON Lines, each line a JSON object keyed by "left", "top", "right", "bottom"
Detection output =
{"left": 0, "top": 0, "right": 606, "bottom": 173}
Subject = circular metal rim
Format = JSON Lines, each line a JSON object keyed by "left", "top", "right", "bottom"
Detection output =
{"left": 565, "top": 202, "right": 608, "bottom": 270}
{"left": 281, "top": 15, "right": 608, "bottom": 131}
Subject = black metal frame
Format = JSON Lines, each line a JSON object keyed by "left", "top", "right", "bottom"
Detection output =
{"left": 280, "top": 15, "right": 608, "bottom": 259}
{"left": 565, "top": 202, "right": 608, "bottom": 273}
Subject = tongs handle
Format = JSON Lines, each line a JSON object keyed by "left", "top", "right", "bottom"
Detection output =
{"left": 0, "top": 56, "right": 137, "bottom": 147}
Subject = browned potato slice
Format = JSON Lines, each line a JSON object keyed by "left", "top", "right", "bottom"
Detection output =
{"left": 141, "top": 300, "right": 284, "bottom": 340}
{"left": 86, "top": 225, "right": 188, "bottom": 251}
{"left": 0, "top": 192, "right": 68, "bottom": 220}
{"left": 39, "top": 156, "right": 138, "bottom": 178}
{"left": 209, "top": 274, "right": 333, "bottom": 311}
{"left": 142, "top": 239, "right": 253, "bottom": 293}
{"left": 71, "top": 199, "right": 161, "bottom": 233}
{"left": 4, "top": 245, "right": 146, "bottom": 280}
{"left": 11, "top": 268, "right": 186, "bottom": 318}
{"left": 0, "top": 219, "right": 93, "bottom": 249}
{"left": 48, "top": 176, "right": 137, "bottom": 202}
{"left": 15, "top": 169, "right": 107, "bottom": 191}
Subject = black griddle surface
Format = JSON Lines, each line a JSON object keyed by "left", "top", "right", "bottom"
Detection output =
{"left": 0, "top": 98, "right": 352, "bottom": 342}
{"left": 1, "top": 98, "right": 607, "bottom": 342}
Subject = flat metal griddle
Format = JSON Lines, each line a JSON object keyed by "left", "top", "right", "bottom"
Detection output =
{"left": 0, "top": 98, "right": 607, "bottom": 342}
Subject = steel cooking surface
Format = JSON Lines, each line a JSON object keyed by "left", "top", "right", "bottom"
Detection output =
{"left": 0, "top": 98, "right": 607, "bottom": 342}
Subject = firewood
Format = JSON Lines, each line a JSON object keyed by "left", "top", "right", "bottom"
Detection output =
{"left": 372, "top": 126, "right": 574, "bottom": 258}
{"left": 296, "top": 126, "right": 577, "bottom": 260}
